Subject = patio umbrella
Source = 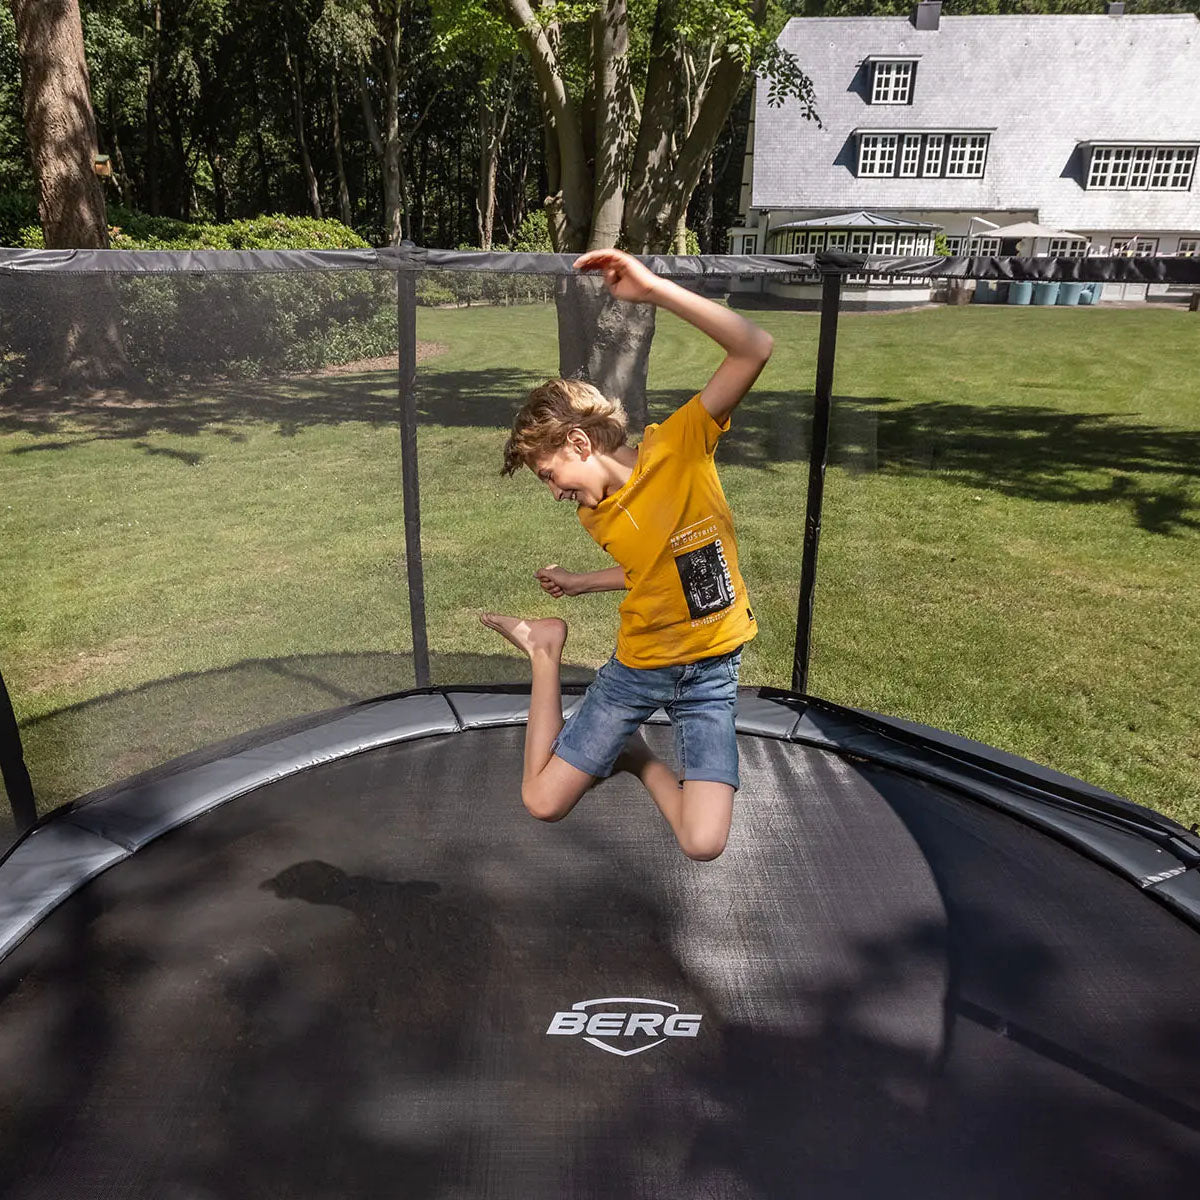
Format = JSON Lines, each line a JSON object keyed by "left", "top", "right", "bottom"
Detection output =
{"left": 985, "top": 221, "right": 1089, "bottom": 253}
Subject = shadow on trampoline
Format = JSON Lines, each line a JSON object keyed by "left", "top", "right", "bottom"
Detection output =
{"left": 2, "top": 733, "right": 1199, "bottom": 1198}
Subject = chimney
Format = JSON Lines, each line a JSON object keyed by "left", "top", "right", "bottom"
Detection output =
{"left": 1106, "top": 2, "right": 1125, "bottom": 14}
{"left": 913, "top": 1, "right": 942, "bottom": 30}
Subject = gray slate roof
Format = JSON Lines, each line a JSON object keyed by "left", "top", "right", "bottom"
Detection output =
{"left": 752, "top": 14, "right": 1200, "bottom": 230}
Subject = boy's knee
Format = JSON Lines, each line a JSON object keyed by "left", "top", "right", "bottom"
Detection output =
{"left": 679, "top": 828, "right": 728, "bottom": 862}
{"left": 522, "top": 784, "right": 569, "bottom": 823}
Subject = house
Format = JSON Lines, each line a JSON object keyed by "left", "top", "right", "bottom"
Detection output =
{"left": 729, "top": 4, "right": 1200, "bottom": 301}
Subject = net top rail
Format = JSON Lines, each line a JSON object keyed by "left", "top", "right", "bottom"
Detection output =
{"left": 1, "top": 245, "right": 1197, "bottom": 284}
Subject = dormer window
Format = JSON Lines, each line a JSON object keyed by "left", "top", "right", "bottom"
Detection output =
{"left": 1084, "top": 144, "right": 1196, "bottom": 191}
{"left": 869, "top": 58, "right": 918, "bottom": 104}
{"left": 854, "top": 130, "right": 992, "bottom": 178}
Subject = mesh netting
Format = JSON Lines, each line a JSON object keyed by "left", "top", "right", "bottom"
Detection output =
{"left": 2, "top": 254, "right": 1197, "bottom": 839}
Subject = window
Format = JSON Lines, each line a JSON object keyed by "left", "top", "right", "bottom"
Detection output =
{"left": 896, "top": 232, "right": 917, "bottom": 255}
{"left": 740, "top": 234, "right": 757, "bottom": 254}
{"left": 923, "top": 134, "right": 945, "bottom": 177}
{"left": 827, "top": 231, "right": 848, "bottom": 250}
{"left": 1128, "top": 147, "right": 1155, "bottom": 190}
{"left": 856, "top": 131, "right": 990, "bottom": 178}
{"left": 871, "top": 61, "right": 914, "bottom": 104}
{"left": 1088, "top": 146, "right": 1134, "bottom": 189}
{"left": 1090, "top": 145, "right": 1197, "bottom": 191}
{"left": 849, "top": 231, "right": 873, "bottom": 255}
{"left": 943, "top": 236, "right": 965, "bottom": 255}
{"left": 873, "top": 232, "right": 896, "bottom": 255}
{"left": 809, "top": 231, "right": 827, "bottom": 252}
{"left": 1178, "top": 239, "right": 1199, "bottom": 256}
{"left": 968, "top": 236, "right": 1001, "bottom": 255}
{"left": 946, "top": 135, "right": 988, "bottom": 178}
{"left": 859, "top": 134, "right": 898, "bottom": 176}
{"left": 1162, "top": 147, "right": 1197, "bottom": 190}
{"left": 1047, "top": 239, "right": 1088, "bottom": 258}
{"left": 1111, "top": 236, "right": 1159, "bottom": 257}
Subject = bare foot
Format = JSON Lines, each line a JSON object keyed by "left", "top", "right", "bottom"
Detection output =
{"left": 479, "top": 613, "right": 568, "bottom": 659}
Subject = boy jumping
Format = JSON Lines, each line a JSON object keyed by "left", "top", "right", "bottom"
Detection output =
{"left": 480, "top": 249, "right": 773, "bottom": 861}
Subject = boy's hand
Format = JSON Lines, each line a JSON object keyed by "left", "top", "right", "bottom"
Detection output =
{"left": 573, "top": 249, "right": 660, "bottom": 304}
{"left": 535, "top": 564, "right": 579, "bottom": 598}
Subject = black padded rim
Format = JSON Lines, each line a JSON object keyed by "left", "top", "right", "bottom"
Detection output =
{"left": 1, "top": 687, "right": 1196, "bottom": 969}
{"left": 0, "top": 245, "right": 1197, "bottom": 283}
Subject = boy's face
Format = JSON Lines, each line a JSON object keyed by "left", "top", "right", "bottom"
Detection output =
{"left": 532, "top": 439, "right": 604, "bottom": 509}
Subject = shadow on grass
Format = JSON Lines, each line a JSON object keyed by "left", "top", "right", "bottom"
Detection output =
{"left": 12, "top": 649, "right": 598, "bottom": 821}
{"left": 4, "top": 360, "right": 1199, "bottom": 534}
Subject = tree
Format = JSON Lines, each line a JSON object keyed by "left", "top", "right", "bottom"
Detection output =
{"left": 8, "top": 0, "right": 134, "bottom": 389}
{"left": 432, "top": 0, "right": 528, "bottom": 248}
{"left": 9, "top": 0, "right": 109, "bottom": 248}
{"left": 497, "top": 0, "right": 816, "bottom": 424}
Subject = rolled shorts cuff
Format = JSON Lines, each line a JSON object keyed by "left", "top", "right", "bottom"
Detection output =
{"left": 680, "top": 770, "right": 741, "bottom": 792}
{"left": 549, "top": 733, "right": 612, "bottom": 780}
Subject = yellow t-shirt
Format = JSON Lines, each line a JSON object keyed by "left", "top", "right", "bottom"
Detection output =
{"left": 578, "top": 393, "right": 757, "bottom": 669}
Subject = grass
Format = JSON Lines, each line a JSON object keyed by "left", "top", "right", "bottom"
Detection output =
{"left": 1, "top": 297, "right": 1198, "bottom": 828}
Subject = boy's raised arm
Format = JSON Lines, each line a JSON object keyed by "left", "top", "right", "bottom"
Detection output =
{"left": 574, "top": 250, "right": 773, "bottom": 426}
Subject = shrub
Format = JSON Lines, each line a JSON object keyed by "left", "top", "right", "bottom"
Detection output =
{"left": 3, "top": 208, "right": 392, "bottom": 383}
{"left": 508, "top": 209, "right": 552, "bottom": 254}
{"left": 0, "top": 192, "right": 38, "bottom": 246}
{"left": 10, "top": 207, "right": 371, "bottom": 252}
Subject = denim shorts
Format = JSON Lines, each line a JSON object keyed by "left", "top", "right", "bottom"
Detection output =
{"left": 551, "top": 647, "right": 744, "bottom": 790}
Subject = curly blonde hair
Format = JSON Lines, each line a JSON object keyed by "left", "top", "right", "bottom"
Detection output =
{"left": 501, "top": 378, "right": 629, "bottom": 476}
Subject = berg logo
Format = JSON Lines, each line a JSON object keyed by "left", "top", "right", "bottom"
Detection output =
{"left": 545, "top": 997, "right": 702, "bottom": 1057}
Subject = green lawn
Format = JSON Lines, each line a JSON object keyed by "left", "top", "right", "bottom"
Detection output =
{"left": 1, "top": 299, "right": 1198, "bottom": 828}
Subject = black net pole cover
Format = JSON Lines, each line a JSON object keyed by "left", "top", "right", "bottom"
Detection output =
{"left": 793, "top": 274, "right": 843, "bottom": 695}
{"left": 0, "top": 670, "right": 36, "bottom": 834}
{"left": 396, "top": 267, "right": 431, "bottom": 690}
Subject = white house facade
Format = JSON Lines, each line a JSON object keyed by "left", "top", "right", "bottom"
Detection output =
{"left": 730, "top": 5, "right": 1200, "bottom": 295}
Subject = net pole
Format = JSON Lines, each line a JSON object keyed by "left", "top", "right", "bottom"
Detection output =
{"left": 0, "top": 669, "right": 36, "bottom": 835}
{"left": 397, "top": 266, "right": 431, "bottom": 689}
{"left": 792, "top": 270, "right": 843, "bottom": 694}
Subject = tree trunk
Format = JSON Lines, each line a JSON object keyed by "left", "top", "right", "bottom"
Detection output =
{"left": 329, "top": 67, "right": 353, "bottom": 227}
{"left": 554, "top": 280, "right": 656, "bottom": 431}
{"left": 209, "top": 149, "right": 228, "bottom": 223}
{"left": 251, "top": 73, "right": 271, "bottom": 211}
{"left": 588, "top": 0, "right": 629, "bottom": 251}
{"left": 698, "top": 152, "right": 714, "bottom": 252}
{"left": 111, "top": 124, "right": 133, "bottom": 207}
{"left": 476, "top": 67, "right": 517, "bottom": 251}
{"left": 282, "top": 29, "right": 322, "bottom": 219}
{"left": 413, "top": 133, "right": 427, "bottom": 242}
{"left": 146, "top": 0, "right": 161, "bottom": 215}
{"left": 10, "top": 0, "right": 110, "bottom": 249}
{"left": 476, "top": 95, "right": 497, "bottom": 249}
{"left": 381, "top": 18, "right": 403, "bottom": 245}
{"left": 167, "top": 95, "right": 190, "bottom": 219}
{"left": 502, "top": 0, "right": 591, "bottom": 252}
{"left": 99, "top": 95, "right": 127, "bottom": 206}
{"left": 9, "top": 0, "right": 134, "bottom": 389}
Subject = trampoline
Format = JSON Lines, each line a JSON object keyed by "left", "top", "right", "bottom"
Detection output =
{"left": 1, "top": 247, "right": 1199, "bottom": 1198}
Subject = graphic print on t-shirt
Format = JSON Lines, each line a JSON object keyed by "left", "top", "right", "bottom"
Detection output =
{"left": 671, "top": 517, "right": 736, "bottom": 623}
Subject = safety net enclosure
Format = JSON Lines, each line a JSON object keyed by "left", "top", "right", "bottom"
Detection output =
{"left": 0, "top": 246, "right": 1198, "bottom": 1198}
